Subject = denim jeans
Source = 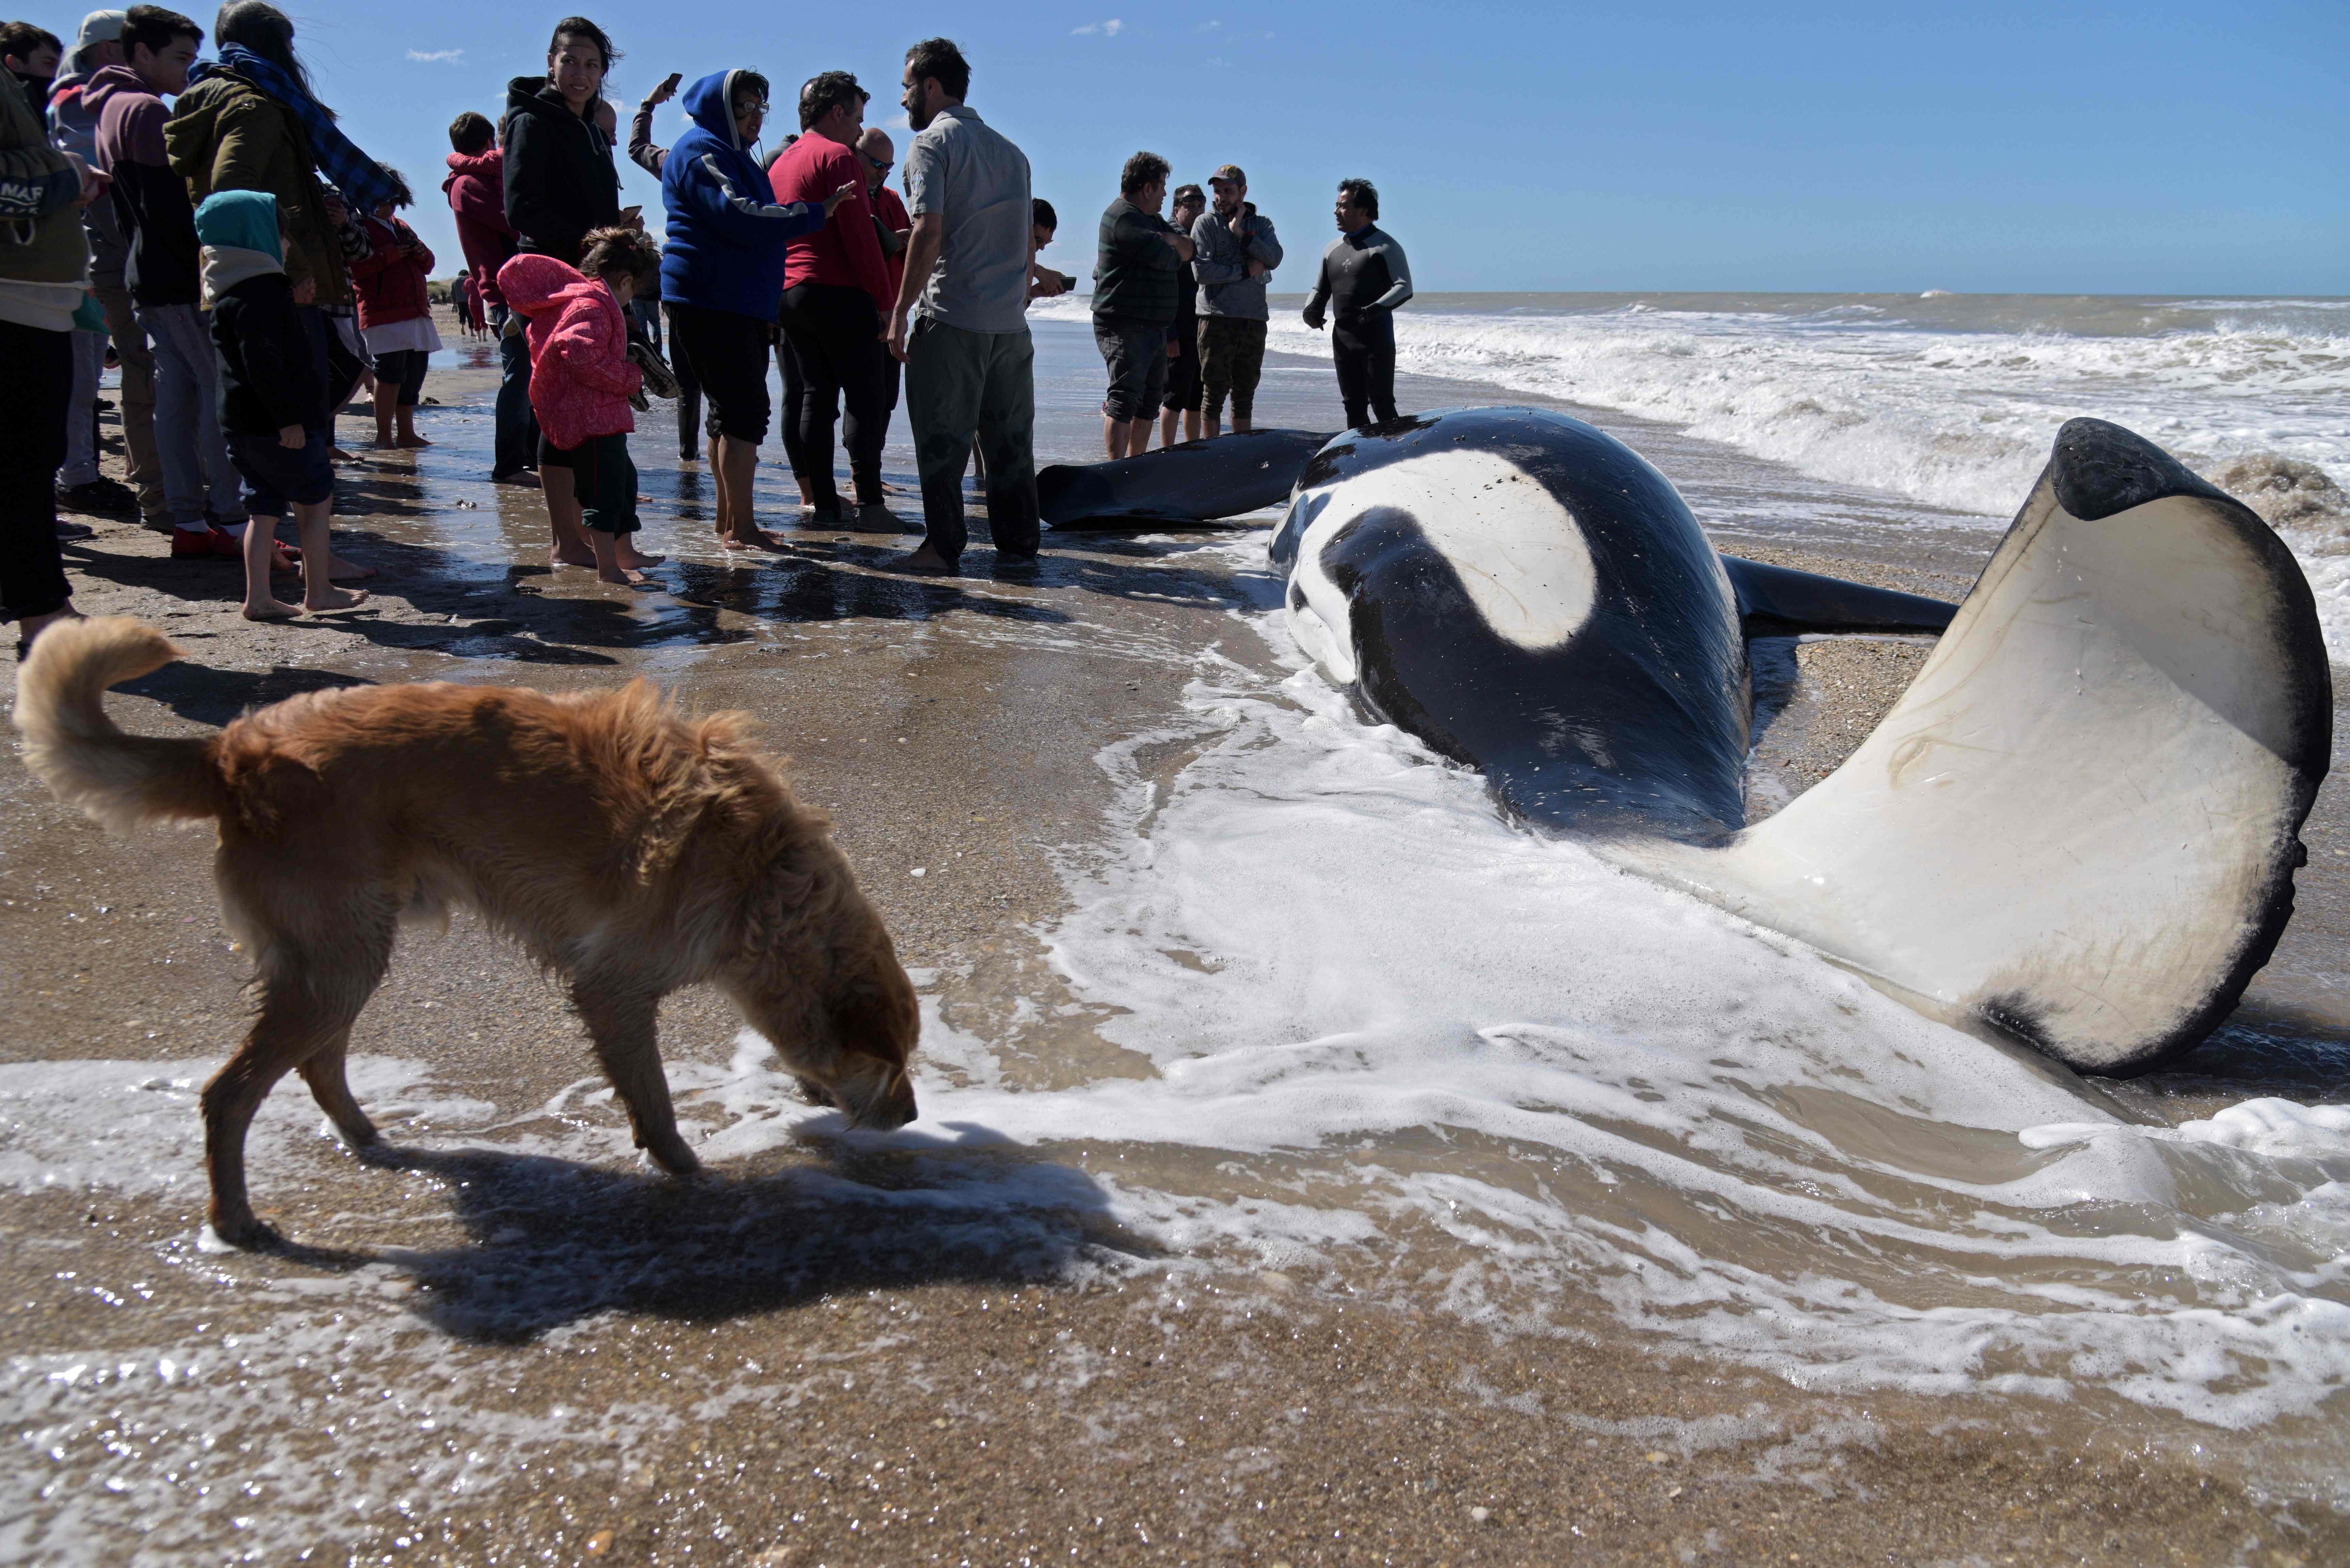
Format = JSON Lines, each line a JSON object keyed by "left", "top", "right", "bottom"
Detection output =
{"left": 491, "top": 304, "right": 539, "bottom": 476}
{"left": 58, "top": 329, "right": 106, "bottom": 487}
{"left": 136, "top": 302, "right": 242, "bottom": 524}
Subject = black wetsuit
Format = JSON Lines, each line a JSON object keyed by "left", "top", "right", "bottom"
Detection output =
{"left": 1304, "top": 223, "right": 1413, "bottom": 428}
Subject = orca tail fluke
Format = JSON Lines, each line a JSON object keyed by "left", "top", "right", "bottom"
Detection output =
{"left": 1630, "top": 418, "right": 2333, "bottom": 1076}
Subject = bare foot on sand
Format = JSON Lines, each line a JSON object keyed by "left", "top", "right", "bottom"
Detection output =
{"left": 241, "top": 596, "right": 301, "bottom": 622}
{"left": 720, "top": 529, "right": 789, "bottom": 553}
{"left": 303, "top": 586, "right": 369, "bottom": 613}
{"left": 598, "top": 564, "right": 650, "bottom": 586}
{"left": 616, "top": 542, "right": 664, "bottom": 569}
{"left": 303, "top": 553, "right": 377, "bottom": 583}
{"left": 553, "top": 544, "right": 598, "bottom": 566}
{"left": 493, "top": 470, "right": 541, "bottom": 488}
{"left": 396, "top": 434, "right": 434, "bottom": 449}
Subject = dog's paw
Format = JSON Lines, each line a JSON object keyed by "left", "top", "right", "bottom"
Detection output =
{"left": 200, "top": 1216, "right": 285, "bottom": 1253}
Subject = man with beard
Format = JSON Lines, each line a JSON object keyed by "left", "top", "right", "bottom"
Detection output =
{"left": 883, "top": 37, "right": 1037, "bottom": 575}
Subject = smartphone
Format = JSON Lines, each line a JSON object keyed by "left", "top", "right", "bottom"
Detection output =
{"left": 658, "top": 70, "right": 681, "bottom": 95}
{"left": 620, "top": 205, "right": 642, "bottom": 220}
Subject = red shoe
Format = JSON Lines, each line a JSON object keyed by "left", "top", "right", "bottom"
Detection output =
{"left": 170, "top": 525, "right": 238, "bottom": 559}
{"left": 270, "top": 540, "right": 300, "bottom": 572}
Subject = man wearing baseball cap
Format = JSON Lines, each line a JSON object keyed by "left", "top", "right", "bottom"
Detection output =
{"left": 1187, "top": 163, "right": 1281, "bottom": 438}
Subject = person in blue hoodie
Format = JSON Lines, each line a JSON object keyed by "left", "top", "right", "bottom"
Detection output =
{"left": 659, "top": 68, "right": 854, "bottom": 550}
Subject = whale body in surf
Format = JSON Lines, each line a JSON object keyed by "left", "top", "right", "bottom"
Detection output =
{"left": 1080, "top": 405, "right": 2332, "bottom": 1076}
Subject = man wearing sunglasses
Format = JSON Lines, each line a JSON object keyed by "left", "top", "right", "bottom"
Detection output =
{"left": 772, "top": 71, "right": 895, "bottom": 527}
{"left": 856, "top": 125, "right": 910, "bottom": 458}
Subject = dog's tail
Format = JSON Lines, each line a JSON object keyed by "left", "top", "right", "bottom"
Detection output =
{"left": 13, "top": 618, "right": 226, "bottom": 831}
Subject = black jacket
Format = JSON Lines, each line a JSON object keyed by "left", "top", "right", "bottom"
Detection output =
{"left": 1092, "top": 197, "right": 1180, "bottom": 327}
{"left": 210, "top": 271, "right": 325, "bottom": 435}
{"left": 501, "top": 77, "right": 621, "bottom": 265}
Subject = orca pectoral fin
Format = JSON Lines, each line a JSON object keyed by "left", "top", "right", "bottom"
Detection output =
{"left": 1039, "top": 429, "right": 1336, "bottom": 528}
{"left": 1720, "top": 556, "right": 1957, "bottom": 635}
{"left": 1624, "top": 418, "right": 2333, "bottom": 1076}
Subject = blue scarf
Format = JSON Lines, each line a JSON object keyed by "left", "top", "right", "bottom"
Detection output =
{"left": 188, "top": 45, "right": 397, "bottom": 215}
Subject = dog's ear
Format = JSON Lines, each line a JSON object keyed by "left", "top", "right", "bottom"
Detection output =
{"left": 831, "top": 979, "right": 916, "bottom": 1069}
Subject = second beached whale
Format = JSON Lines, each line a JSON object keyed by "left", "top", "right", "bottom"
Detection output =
{"left": 1083, "top": 407, "right": 2332, "bottom": 1076}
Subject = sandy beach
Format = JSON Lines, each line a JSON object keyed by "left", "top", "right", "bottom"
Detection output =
{"left": 4, "top": 310, "right": 2345, "bottom": 1566}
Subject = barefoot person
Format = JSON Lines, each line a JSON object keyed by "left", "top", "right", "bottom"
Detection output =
{"left": 196, "top": 191, "right": 366, "bottom": 620}
{"left": 884, "top": 37, "right": 1040, "bottom": 575}
{"left": 501, "top": 15, "right": 626, "bottom": 566}
{"left": 499, "top": 227, "right": 660, "bottom": 585}
{"left": 1091, "top": 151, "right": 1191, "bottom": 459}
{"left": 350, "top": 168, "right": 440, "bottom": 450}
{"left": 1157, "top": 182, "right": 1205, "bottom": 449}
{"left": 659, "top": 68, "right": 853, "bottom": 551}
{"left": 1303, "top": 176, "right": 1412, "bottom": 430}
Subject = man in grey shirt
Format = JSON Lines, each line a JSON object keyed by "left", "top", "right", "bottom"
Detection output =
{"left": 884, "top": 36, "right": 1037, "bottom": 575}
{"left": 1188, "top": 163, "right": 1281, "bottom": 438}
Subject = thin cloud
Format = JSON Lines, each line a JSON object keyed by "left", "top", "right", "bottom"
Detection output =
{"left": 406, "top": 48, "right": 463, "bottom": 63}
{"left": 1196, "top": 18, "right": 1220, "bottom": 29}
{"left": 1072, "top": 19, "right": 1124, "bottom": 36}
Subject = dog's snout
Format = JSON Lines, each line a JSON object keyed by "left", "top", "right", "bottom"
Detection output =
{"left": 845, "top": 1073, "right": 917, "bottom": 1131}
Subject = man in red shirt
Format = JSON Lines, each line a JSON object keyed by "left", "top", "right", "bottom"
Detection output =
{"left": 769, "top": 71, "right": 895, "bottom": 525}
{"left": 442, "top": 111, "right": 536, "bottom": 483}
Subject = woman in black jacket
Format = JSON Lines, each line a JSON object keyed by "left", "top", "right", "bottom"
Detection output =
{"left": 501, "top": 16, "right": 622, "bottom": 265}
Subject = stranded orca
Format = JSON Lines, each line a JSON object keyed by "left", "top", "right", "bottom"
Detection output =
{"left": 1081, "top": 406, "right": 2332, "bottom": 1076}
{"left": 1039, "top": 429, "right": 1334, "bottom": 529}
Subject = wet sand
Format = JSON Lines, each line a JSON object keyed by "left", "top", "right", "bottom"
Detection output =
{"left": 5, "top": 313, "right": 2346, "bottom": 1565}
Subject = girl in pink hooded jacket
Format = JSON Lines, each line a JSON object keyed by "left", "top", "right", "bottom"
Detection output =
{"left": 495, "top": 226, "right": 662, "bottom": 583}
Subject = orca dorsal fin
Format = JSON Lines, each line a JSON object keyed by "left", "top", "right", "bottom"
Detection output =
{"left": 1719, "top": 556, "right": 1957, "bottom": 635}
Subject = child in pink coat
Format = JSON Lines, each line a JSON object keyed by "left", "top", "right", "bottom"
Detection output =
{"left": 496, "top": 227, "right": 663, "bottom": 584}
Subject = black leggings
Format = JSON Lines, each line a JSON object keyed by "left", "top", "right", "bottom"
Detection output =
{"left": 1332, "top": 311, "right": 1398, "bottom": 430}
{"left": 0, "top": 320, "right": 73, "bottom": 622}
{"left": 373, "top": 347, "right": 429, "bottom": 407}
{"left": 777, "top": 281, "right": 891, "bottom": 510}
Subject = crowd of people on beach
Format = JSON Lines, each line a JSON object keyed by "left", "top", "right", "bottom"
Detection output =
{"left": 1, "top": 5, "right": 1416, "bottom": 652}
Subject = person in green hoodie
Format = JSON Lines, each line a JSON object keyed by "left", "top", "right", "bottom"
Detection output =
{"left": 1, "top": 44, "right": 104, "bottom": 656}
{"left": 195, "top": 188, "right": 366, "bottom": 621}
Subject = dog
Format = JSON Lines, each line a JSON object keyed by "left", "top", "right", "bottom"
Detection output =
{"left": 13, "top": 619, "right": 920, "bottom": 1248}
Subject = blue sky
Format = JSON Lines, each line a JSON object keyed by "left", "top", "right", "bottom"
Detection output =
{"left": 160, "top": 0, "right": 2346, "bottom": 294}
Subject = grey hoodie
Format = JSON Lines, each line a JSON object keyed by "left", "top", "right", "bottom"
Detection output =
{"left": 1188, "top": 202, "right": 1282, "bottom": 321}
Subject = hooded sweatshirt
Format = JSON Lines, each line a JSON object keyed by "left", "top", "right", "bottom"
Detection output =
{"left": 442, "top": 145, "right": 513, "bottom": 309}
{"left": 501, "top": 77, "right": 618, "bottom": 265}
{"left": 47, "top": 65, "right": 129, "bottom": 288}
{"left": 657, "top": 70, "right": 827, "bottom": 320}
{"left": 86, "top": 62, "right": 199, "bottom": 306}
{"left": 196, "top": 189, "right": 322, "bottom": 433}
{"left": 350, "top": 212, "right": 433, "bottom": 329}
{"left": 496, "top": 251, "right": 639, "bottom": 450}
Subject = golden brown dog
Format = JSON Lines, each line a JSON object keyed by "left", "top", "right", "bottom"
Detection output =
{"left": 13, "top": 618, "right": 919, "bottom": 1247}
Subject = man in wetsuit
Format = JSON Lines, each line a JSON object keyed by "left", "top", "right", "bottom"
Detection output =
{"left": 1302, "top": 177, "right": 1412, "bottom": 430}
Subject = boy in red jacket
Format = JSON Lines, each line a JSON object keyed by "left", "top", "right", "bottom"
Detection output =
{"left": 498, "top": 227, "right": 661, "bottom": 585}
{"left": 349, "top": 169, "right": 441, "bottom": 450}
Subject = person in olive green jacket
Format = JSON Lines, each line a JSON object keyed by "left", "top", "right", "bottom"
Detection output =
{"left": 161, "top": 6, "right": 349, "bottom": 310}
{"left": 1, "top": 61, "right": 101, "bottom": 653}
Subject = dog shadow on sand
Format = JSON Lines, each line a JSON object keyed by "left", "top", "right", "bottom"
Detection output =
{"left": 264, "top": 1132, "right": 1155, "bottom": 1345}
